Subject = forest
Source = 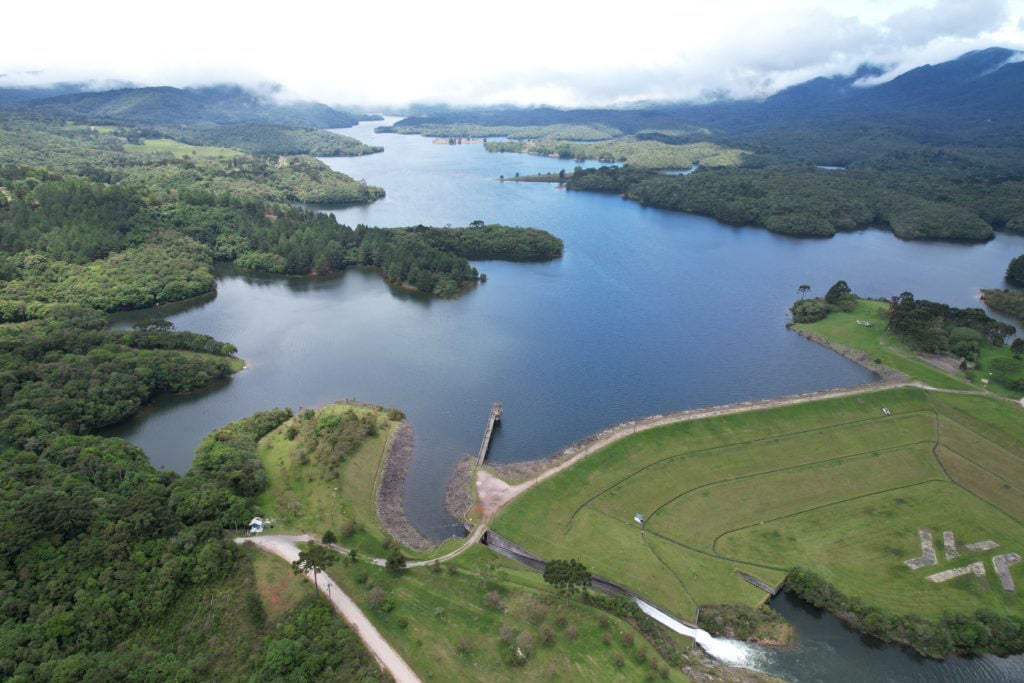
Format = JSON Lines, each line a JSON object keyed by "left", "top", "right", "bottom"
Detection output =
{"left": 0, "top": 404, "right": 386, "bottom": 680}
{"left": 981, "top": 289, "right": 1024, "bottom": 324}
{"left": 149, "top": 123, "right": 383, "bottom": 157}
{"left": 0, "top": 119, "right": 386, "bottom": 205}
{"left": 565, "top": 164, "right": 1016, "bottom": 241}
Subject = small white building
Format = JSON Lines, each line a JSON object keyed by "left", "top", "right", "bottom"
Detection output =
{"left": 248, "top": 517, "right": 264, "bottom": 535}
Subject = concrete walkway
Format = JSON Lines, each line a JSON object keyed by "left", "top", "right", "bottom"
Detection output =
{"left": 236, "top": 535, "right": 421, "bottom": 683}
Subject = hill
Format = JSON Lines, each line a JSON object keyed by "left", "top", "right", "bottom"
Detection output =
{"left": 11, "top": 84, "right": 368, "bottom": 128}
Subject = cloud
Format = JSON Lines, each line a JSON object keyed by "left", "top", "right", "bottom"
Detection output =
{"left": 0, "top": 0, "right": 1022, "bottom": 108}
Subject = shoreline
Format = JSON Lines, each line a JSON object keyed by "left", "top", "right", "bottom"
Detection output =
{"left": 375, "top": 421, "right": 434, "bottom": 551}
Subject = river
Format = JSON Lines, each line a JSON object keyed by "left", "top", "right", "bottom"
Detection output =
{"left": 108, "top": 117, "right": 1024, "bottom": 681}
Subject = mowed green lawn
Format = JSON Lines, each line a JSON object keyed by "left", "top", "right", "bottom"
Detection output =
{"left": 492, "top": 387, "right": 1024, "bottom": 622}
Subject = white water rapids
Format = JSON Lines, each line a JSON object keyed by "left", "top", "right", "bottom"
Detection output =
{"left": 635, "top": 598, "right": 762, "bottom": 668}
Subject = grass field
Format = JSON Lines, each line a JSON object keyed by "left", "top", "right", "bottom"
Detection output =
{"left": 123, "top": 137, "right": 242, "bottom": 159}
{"left": 324, "top": 543, "right": 702, "bottom": 682}
{"left": 254, "top": 402, "right": 403, "bottom": 557}
{"left": 491, "top": 387, "right": 1024, "bottom": 624}
{"left": 794, "top": 298, "right": 1024, "bottom": 396}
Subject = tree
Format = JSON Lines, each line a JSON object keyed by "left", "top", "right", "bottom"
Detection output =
{"left": 322, "top": 529, "right": 337, "bottom": 545}
{"left": 543, "top": 559, "right": 591, "bottom": 604}
{"left": 292, "top": 543, "right": 336, "bottom": 595}
{"left": 1007, "top": 255, "right": 1024, "bottom": 287}
{"left": 798, "top": 284, "right": 811, "bottom": 299}
{"left": 825, "top": 280, "right": 852, "bottom": 305}
{"left": 385, "top": 548, "right": 406, "bottom": 574}
{"left": 1012, "top": 338, "right": 1024, "bottom": 359}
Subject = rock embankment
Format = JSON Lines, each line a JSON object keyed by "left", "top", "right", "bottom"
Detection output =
{"left": 375, "top": 421, "right": 433, "bottom": 551}
{"left": 443, "top": 455, "right": 476, "bottom": 521}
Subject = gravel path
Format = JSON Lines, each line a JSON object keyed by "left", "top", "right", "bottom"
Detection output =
{"left": 237, "top": 535, "right": 421, "bottom": 683}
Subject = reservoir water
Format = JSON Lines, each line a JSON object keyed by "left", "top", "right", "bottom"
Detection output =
{"left": 108, "top": 118, "right": 1024, "bottom": 681}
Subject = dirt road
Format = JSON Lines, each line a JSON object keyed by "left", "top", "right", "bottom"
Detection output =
{"left": 236, "top": 535, "right": 421, "bottom": 683}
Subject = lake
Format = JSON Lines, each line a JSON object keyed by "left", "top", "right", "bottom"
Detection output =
{"left": 108, "top": 117, "right": 1024, "bottom": 680}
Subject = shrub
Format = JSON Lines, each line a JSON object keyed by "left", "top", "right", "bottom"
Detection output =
{"left": 322, "top": 529, "right": 337, "bottom": 545}
{"left": 368, "top": 587, "right": 392, "bottom": 613}
{"left": 484, "top": 591, "right": 504, "bottom": 610}
{"left": 791, "top": 298, "right": 830, "bottom": 323}
{"left": 386, "top": 548, "right": 406, "bottom": 574}
{"left": 541, "top": 626, "right": 555, "bottom": 646}
{"left": 612, "top": 653, "right": 625, "bottom": 669}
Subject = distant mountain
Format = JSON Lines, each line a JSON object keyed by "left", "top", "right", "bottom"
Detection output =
{"left": 3, "top": 84, "right": 367, "bottom": 128}
{"left": 0, "top": 83, "right": 93, "bottom": 108}
{"left": 394, "top": 47, "right": 1024, "bottom": 145}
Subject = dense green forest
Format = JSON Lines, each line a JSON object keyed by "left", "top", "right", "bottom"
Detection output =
{"left": 565, "top": 165, "right": 1016, "bottom": 240}
{"left": 885, "top": 291, "right": 1015, "bottom": 353}
{"left": 0, "top": 155, "right": 559, "bottom": 298}
{"left": 1007, "top": 255, "right": 1024, "bottom": 286}
{"left": 0, "top": 405, "right": 385, "bottom": 680}
{"left": 981, "top": 289, "right": 1024, "bottom": 324}
{"left": 152, "top": 124, "right": 383, "bottom": 157}
{"left": 0, "top": 119, "right": 385, "bottom": 205}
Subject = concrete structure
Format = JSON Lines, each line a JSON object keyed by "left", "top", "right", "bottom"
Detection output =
{"left": 905, "top": 529, "right": 938, "bottom": 569}
{"left": 476, "top": 401, "right": 503, "bottom": 465}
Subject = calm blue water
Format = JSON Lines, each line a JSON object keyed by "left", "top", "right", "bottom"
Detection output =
{"left": 107, "top": 118, "right": 1024, "bottom": 680}
{"left": 110, "top": 118, "right": 1024, "bottom": 537}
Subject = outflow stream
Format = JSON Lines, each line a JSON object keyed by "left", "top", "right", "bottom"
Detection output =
{"left": 636, "top": 598, "right": 759, "bottom": 667}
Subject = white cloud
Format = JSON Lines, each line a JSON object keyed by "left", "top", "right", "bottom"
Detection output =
{"left": 0, "top": 0, "right": 1022, "bottom": 108}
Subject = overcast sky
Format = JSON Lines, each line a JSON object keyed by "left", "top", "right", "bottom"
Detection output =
{"left": 2, "top": 0, "right": 1023, "bottom": 108}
